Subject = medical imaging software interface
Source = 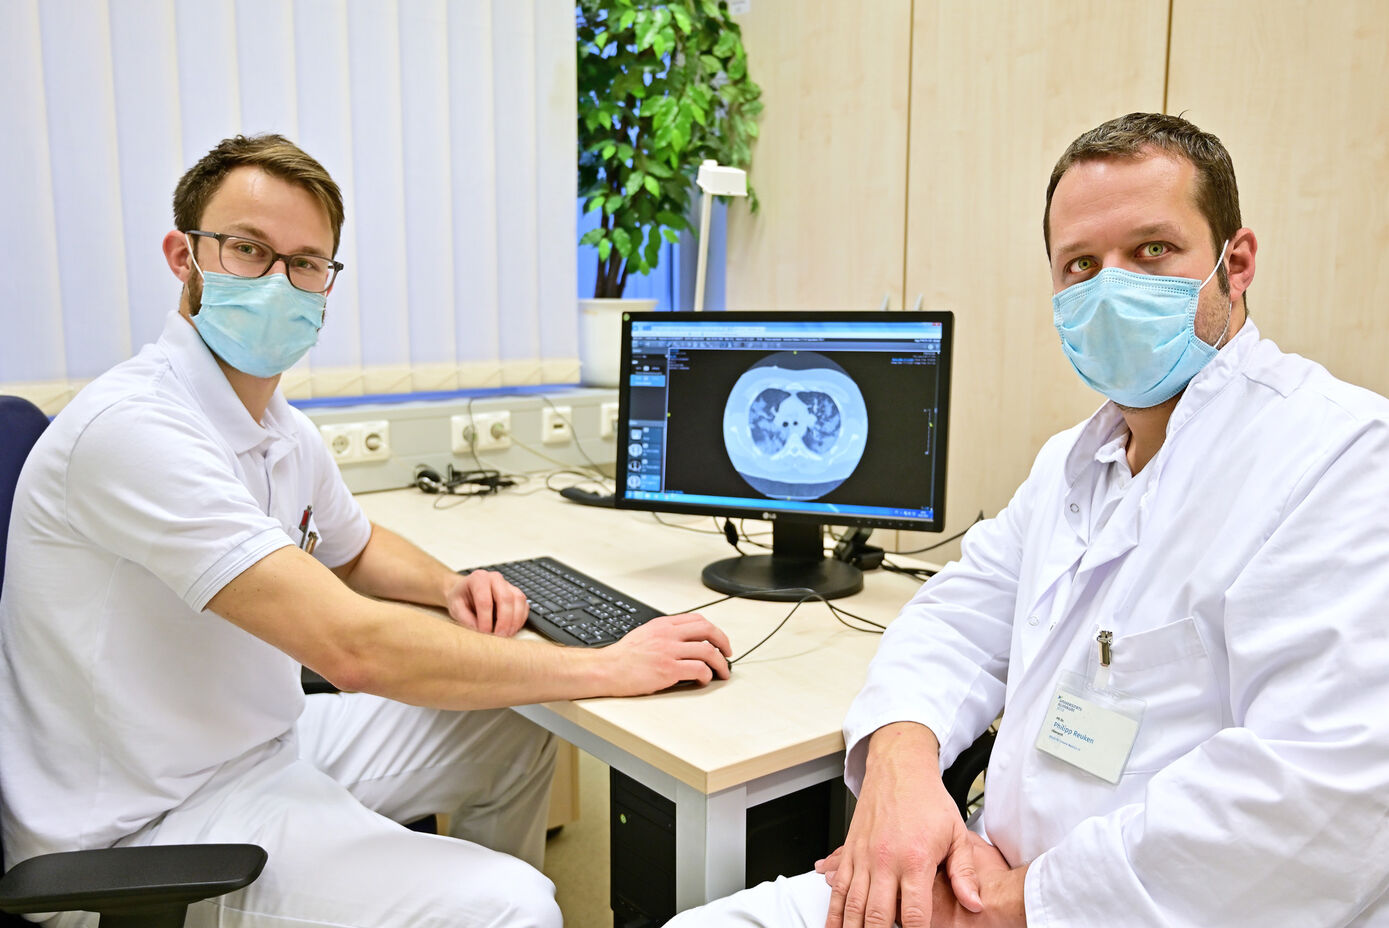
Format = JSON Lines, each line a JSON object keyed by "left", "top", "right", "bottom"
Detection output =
{"left": 622, "top": 316, "right": 949, "bottom": 525}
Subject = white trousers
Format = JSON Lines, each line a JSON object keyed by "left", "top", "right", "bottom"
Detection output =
{"left": 664, "top": 871, "right": 833, "bottom": 927}
{"left": 52, "top": 693, "right": 560, "bottom": 928}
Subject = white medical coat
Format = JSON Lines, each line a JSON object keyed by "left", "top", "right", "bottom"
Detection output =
{"left": 844, "top": 322, "right": 1389, "bottom": 926}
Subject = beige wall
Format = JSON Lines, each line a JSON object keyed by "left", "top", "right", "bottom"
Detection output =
{"left": 725, "top": 0, "right": 913, "bottom": 314}
{"left": 727, "top": 0, "right": 1389, "bottom": 559}
{"left": 1167, "top": 0, "right": 1389, "bottom": 397}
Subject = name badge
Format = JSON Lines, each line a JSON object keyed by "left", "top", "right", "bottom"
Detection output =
{"left": 1035, "top": 674, "right": 1142, "bottom": 783}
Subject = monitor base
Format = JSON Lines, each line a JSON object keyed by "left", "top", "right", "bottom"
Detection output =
{"left": 701, "top": 554, "right": 863, "bottom": 602}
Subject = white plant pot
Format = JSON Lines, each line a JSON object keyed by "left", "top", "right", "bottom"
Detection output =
{"left": 578, "top": 298, "right": 657, "bottom": 387}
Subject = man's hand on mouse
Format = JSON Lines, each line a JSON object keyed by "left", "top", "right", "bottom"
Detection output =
{"left": 600, "top": 613, "right": 733, "bottom": 694}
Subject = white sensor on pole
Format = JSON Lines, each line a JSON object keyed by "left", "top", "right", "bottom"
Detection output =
{"left": 693, "top": 160, "right": 748, "bottom": 311}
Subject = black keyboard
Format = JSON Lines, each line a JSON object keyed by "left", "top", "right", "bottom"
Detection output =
{"left": 461, "top": 556, "right": 663, "bottom": 647}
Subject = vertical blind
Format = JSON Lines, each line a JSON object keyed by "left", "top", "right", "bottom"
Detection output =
{"left": 0, "top": 0, "right": 578, "bottom": 414}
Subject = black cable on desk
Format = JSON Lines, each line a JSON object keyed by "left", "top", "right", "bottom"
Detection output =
{"left": 677, "top": 587, "right": 887, "bottom": 666}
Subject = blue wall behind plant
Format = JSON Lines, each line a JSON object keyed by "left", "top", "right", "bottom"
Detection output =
{"left": 575, "top": 197, "right": 727, "bottom": 311}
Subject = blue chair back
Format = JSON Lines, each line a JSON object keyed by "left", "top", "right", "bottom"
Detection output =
{"left": 0, "top": 396, "right": 50, "bottom": 597}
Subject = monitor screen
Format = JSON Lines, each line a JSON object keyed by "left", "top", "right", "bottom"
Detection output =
{"left": 614, "top": 311, "right": 953, "bottom": 600}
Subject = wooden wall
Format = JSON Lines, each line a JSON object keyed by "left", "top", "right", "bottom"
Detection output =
{"left": 725, "top": 0, "right": 913, "bottom": 314}
{"left": 726, "top": 0, "right": 1389, "bottom": 560}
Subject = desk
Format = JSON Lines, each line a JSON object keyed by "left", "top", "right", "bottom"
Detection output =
{"left": 357, "top": 487, "right": 935, "bottom": 909}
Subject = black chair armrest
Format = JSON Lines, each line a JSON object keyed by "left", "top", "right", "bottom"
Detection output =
{"left": 941, "top": 729, "right": 995, "bottom": 820}
{"left": 0, "top": 843, "right": 266, "bottom": 915}
{"left": 301, "top": 665, "right": 338, "bottom": 695}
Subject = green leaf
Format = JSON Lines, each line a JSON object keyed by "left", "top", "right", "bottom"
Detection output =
{"left": 604, "top": 194, "right": 624, "bottom": 215}
{"left": 594, "top": 30, "right": 608, "bottom": 48}
{"left": 672, "top": 6, "right": 692, "bottom": 33}
{"left": 624, "top": 172, "right": 645, "bottom": 196}
{"left": 656, "top": 210, "right": 687, "bottom": 230}
{"left": 612, "top": 227, "right": 633, "bottom": 257}
{"left": 713, "top": 31, "right": 737, "bottom": 58}
{"left": 700, "top": 54, "right": 722, "bottom": 74}
{"left": 662, "top": 228, "right": 680, "bottom": 244}
{"left": 598, "top": 238, "right": 612, "bottom": 261}
{"left": 600, "top": 143, "right": 617, "bottom": 159}
{"left": 579, "top": 227, "right": 605, "bottom": 246}
{"left": 619, "top": 10, "right": 636, "bottom": 30}
{"left": 636, "top": 18, "right": 660, "bottom": 51}
{"left": 584, "top": 196, "right": 605, "bottom": 214}
{"left": 643, "top": 174, "right": 660, "bottom": 196}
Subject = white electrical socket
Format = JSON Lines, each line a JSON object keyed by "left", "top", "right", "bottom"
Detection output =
{"left": 450, "top": 411, "right": 512, "bottom": 453}
{"left": 541, "top": 406, "right": 574, "bottom": 444}
{"left": 599, "top": 402, "right": 620, "bottom": 439}
{"left": 358, "top": 420, "right": 390, "bottom": 461}
{"left": 320, "top": 421, "right": 390, "bottom": 465}
{"left": 319, "top": 423, "right": 360, "bottom": 463}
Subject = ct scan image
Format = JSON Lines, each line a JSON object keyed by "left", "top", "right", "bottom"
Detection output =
{"left": 722, "top": 351, "right": 869, "bottom": 500}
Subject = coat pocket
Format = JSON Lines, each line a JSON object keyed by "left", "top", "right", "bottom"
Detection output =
{"left": 1107, "top": 616, "right": 1221, "bottom": 773}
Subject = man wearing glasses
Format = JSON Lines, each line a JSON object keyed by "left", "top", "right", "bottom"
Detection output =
{"left": 0, "top": 134, "right": 731, "bottom": 928}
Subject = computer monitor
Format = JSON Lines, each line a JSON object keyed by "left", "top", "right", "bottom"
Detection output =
{"left": 614, "top": 311, "right": 953, "bottom": 601}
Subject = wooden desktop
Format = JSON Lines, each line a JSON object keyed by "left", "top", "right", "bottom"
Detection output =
{"left": 357, "top": 485, "right": 937, "bottom": 909}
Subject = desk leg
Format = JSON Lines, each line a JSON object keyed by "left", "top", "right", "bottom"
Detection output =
{"left": 674, "top": 781, "right": 747, "bottom": 911}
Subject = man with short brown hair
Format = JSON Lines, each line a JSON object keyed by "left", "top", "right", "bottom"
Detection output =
{"left": 0, "top": 133, "right": 732, "bottom": 928}
{"left": 669, "top": 113, "right": 1389, "bottom": 927}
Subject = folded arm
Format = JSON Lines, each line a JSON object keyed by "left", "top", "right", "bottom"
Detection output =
{"left": 330, "top": 522, "right": 529, "bottom": 636}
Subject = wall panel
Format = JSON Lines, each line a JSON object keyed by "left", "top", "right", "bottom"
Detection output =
{"left": 724, "top": 0, "right": 913, "bottom": 314}
{"left": 1167, "top": 0, "right": 1389, "bottom": 397}
{"left": 900, "top": 0, "right": 1169, "bottom": 553}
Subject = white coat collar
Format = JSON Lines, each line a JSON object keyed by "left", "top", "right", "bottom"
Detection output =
{"left": 1061, "top": 320, "right": 1262, "bottom": 487}
{"left": 158, "top": 311, "right": 295, "bottom": 455}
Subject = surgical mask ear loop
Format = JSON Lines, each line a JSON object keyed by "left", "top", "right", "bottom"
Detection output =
{"left": 1201, "top": 240, "right": 1233, "bottom": 350}
{"left": 184, "top": 232, "right": 209, "bottom": 281}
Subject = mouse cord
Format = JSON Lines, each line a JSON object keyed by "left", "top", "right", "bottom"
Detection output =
{"left": 676, "top": 588, "right": 886, "bottom": 666}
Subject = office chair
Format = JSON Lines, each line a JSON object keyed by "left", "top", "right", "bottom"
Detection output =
{"left": 941, "top": 729, "right": 995, "bottom": 820}
{"left": 0, "top": 395, "right": 267, "bottom": 927}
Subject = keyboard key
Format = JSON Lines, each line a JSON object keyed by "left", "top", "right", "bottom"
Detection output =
{"left": 459, "top": 556, "right": 663, "bottom": 648}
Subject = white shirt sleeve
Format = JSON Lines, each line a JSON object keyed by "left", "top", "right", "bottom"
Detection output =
{"left": 1025, "top": 419, "right": 1389, "bottom": 927}
{"left": 840, "top": 439, "right": 1055, "bottom": 788}
{"left": 284, "top": 407, "right": 372, "bottom": 570}
{"left": 63, "top": 397, "right": 292, "bottom": 611}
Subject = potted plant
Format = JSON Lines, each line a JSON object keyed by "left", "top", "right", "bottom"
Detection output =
{"left": 575, "top": 0, "right": 762, "bottom": 384}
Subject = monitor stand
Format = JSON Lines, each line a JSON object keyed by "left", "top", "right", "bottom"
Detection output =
{"left": 701, "top": 520, "right": 863, "bottom": 602}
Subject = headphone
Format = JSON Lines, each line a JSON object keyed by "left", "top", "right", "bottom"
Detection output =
{"left": 414, "top": 464, "right": 513, "bottom": 496}
{"left": 414, "top": 465, "right": 447, "bottom": 494}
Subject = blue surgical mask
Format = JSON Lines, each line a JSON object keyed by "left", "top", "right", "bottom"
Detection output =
{"left": 1052, "top": 241, "right": 1231, "bottom": 408}
{"left": 188, "top": 243, "right": 326, "bottom": 378}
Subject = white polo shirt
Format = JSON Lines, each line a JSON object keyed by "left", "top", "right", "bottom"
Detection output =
{"left": 0, "top": 311, "right": 372, "bottom": 865}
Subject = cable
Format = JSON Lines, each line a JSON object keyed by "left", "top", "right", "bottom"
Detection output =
{"left": 673, "top": 586, "right": 888, "bottom": 666}
{"left": 736, "top": 519, "right": 773, "bottom": 550}
{"left": 510, "top": 432, "right": 611, "bottom": 483}
{"left": 880, "top": 560, "right": 937, "bottom": 582}
{"left": 544, "top": 468, "right": 611, "bottom": 496}
{"left": 892, "top": 510, "right": 986, "bottom": 555}
{"left": 650, "top": 513, "right": 727, "bottom": 535}
{"left": 537, "top": 393, "right": 613, "bottom": 485}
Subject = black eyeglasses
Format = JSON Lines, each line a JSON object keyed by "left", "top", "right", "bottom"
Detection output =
{"left": 185, "top": 230, "right": 344, "bottom": 294}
